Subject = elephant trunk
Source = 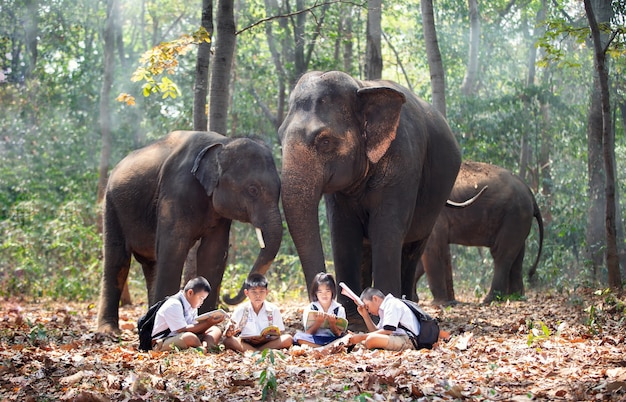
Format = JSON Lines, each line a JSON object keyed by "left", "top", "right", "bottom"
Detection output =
{"left": 280, "top": 164, "right": 327, "bottom": 291}
{"left": 222, "top": 208, "right": 283, "bottom": 304}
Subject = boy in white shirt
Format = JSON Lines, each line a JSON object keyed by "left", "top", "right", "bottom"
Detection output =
{"left": 151, "top": 276, "right": 224, "bottom": 352}
{"left": 223, "top": 273, "right": 293, "bottom": 352}
{"left": 348, "top": 287, "right": 420, "bottom": 351}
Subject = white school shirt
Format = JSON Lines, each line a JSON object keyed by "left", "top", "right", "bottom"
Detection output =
{"left": 151, "top": 291, "right": 197, "bottom": 338}
{"left": 302, "top": 300, "right": 346, "bottom": 337}
{"left": 377, "top": 293, "right": 420, "bottom": 336}
{"left": 230, "top": 300, "right": 285, "bottom": 337}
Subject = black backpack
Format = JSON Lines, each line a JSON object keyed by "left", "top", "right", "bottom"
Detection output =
{"left": 397, "top": 298, "right": 440, "bottom": 350}
{"left": 137, "top": 295, "right": 183, "bottom": 351}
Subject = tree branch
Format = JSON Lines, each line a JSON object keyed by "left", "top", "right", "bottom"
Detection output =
{"left": 236, "top": 0, "right": 365, "bottom": 36}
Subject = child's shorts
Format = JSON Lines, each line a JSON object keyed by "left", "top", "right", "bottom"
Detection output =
{"left": 386, "top": 334, "right": 414, "bottom": 351}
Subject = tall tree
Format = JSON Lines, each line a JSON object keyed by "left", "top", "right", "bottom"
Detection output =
{"left": 460, "top": 0, "right": 480, "bottom": 97}
{"left": 584, "top": 0, "right": 621, "bottom": 291}
{"left": 421, "top": 0, "right": 446, "bottom": 117}
{"left": 193, "top": 0, "right": 213, "bottom": 131}
{"left": 365, "top": 0, "right": 382, "bottom": 80}
{"left": 209, "top": 0, "right": 236, "bottom": 135}
{"left": 97, "top": 0, "right": 120, "bottom": 203}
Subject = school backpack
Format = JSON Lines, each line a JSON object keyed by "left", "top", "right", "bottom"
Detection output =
{"left": 137, "top": 295, "right": 183, "bottom": 351}
{"left": 397, "top": 298, "right": 440, "bottom": 350}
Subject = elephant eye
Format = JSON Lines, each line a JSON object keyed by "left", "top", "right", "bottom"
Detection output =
{"left": 247, "top": 185, "right": 260, "bottom": 198}
{"left": 316, "top": 135, "right": 334, "bottom": 153}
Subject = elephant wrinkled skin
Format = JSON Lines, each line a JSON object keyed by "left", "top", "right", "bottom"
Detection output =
{"left": 416, "top": 161, "right": 544, "bottom": 304}
{"left": 97, "top": 131, "right": 282, "bottom": 333}
{"left": 278, "top": 71, "right": 462, "bottom": 316}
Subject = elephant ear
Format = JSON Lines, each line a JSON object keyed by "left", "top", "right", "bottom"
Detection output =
{"left": 357, "top": 86, "right": 406, "bottom": 164}
{"left": 191, "top": 143, "right": 223, "bottom": 196}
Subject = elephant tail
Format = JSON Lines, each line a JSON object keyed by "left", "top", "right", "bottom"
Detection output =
{"left": 527, "top": 195, "right": 544, "bottom": 284}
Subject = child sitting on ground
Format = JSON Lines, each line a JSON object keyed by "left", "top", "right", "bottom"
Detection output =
{"left": 151, "top": 276, "right": 225, "bottom": 352}
{"left": 293, "top": 273, "right": 347, "bottom": 347}
{"left": 223, "top": 273, "right": 293, "bottom": 352}
{"left": 347, "top": 287, "right": 420, "bottom": 351}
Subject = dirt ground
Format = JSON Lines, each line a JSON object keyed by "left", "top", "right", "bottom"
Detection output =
{"left": 0, "top": 288, "right": 625, "bottom": 401}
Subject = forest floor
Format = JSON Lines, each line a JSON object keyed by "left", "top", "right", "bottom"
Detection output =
{"left": 1, "top": 287, "right": 625, "bottom": 401}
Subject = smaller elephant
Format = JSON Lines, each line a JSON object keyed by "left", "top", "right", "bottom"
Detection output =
{"left": 416, "top": 161, "right": 544, "bottom": 304}
{"left": 97, "top": 131, "right": 283, "bottom": 333}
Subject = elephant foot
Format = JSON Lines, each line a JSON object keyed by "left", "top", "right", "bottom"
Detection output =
{"left": 431, "top": 298, "right": 458, "bottom": 307}
{"left": 96, "top": 322, "right": 121, "bottom": 334}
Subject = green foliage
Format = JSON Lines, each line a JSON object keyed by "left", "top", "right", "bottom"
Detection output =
{"left": 526, "top": 320, "right": 551, "bottom": 346}
{"left": 0, "top": 199, "right": 102, "bottom": 300}
{"left": 254, "top": 348, "right": 285, "bottom": 400}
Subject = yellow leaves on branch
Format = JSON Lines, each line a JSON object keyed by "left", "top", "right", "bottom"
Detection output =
{"left": 116, "top": 27, "right": 211, "bottom": 105}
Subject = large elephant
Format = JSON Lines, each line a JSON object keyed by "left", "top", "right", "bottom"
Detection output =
{"left": 278, "top": 71, "right": 462, "bottom": 315}
{"left": 416, "top": 161, "right": 544, "bottom": 304}
{"left": 97, "top": 131, "right": 283, "bottom": 333}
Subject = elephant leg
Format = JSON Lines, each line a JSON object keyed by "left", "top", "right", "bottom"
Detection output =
{"left": 420, "top": 228, "right": 455, "bottom": 305}
{"left": 508, "top": 245, "right": 526, "bottom": 296}
{"left": 137, "top": 257, "right": 156, "bottom": 305}
{"left": 97, "top": 213, "right": 131, "bottom": 332}
{"left": 484, "top": 244, "right": 522, "bottom": 303}
{"left": 327, "top": 199, "right": 366, "bottom": 328}
{"left": 360, "top": 245, "right": 372, "bottom": 290}
{"left": 401, "top": 241, "right": 424, "bottom": 302}
{"left": 153, "top": 234, "right": 196, "bottom": 306}
{"left": 196, "top": 221, "right": 231, "bottom": 312}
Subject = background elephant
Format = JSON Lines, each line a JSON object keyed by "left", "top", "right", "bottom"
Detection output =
{"left": 97, "top": 130, "right": 283, "bottom": 333}
{"left": 416, "top": 161, "right": 544, "bottom": 304}
{"left": 278, "top": 71, "right": 462, "bottom": 318}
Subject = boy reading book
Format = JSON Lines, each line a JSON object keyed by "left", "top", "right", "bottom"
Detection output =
{"left": 347, "top": 287, "right": 420, "bottom": 351}
{"left": 223, "top": 273, "right": 293, "bottom": 352}
{"left": 151, "top": 276, "right": 225, "bottom": 352}
{"left": 294, "top": 273, "right": 347, "bottom": 347}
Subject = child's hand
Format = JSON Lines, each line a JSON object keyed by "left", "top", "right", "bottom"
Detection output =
{"left": 356, "top": 304, "right": 368, "bottom": 317}
{"left": 326, "top": 314, "right": 337, "bottom": 325}
{"left": 224, "top": 322, "right": 237, "bottom": 338}
{"left": 314, "top": 312, "right": 326, "bottom": 324}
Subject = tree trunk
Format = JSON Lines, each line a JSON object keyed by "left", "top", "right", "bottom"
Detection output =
{"left": 365, "top": 0, "right": 382, "bottom": 80}
{"left": 193, "top": 0, "right": 213, "bottom": 131}
{"left": 421, "top": 0, "right": 446, "bottom": 117}
{"left": 96, "top": 0, "right": 119, "bottom": 205}
{"left": 24, "top": 0, "right": 39, "bottom": 80}
{"left": 209, "top": 0, "right": 236, "bottom": 135}
{"left": 584, "top": 0, "right": 621, "bottom": 291}
{"left": 460, "top": 0, "right": 479, "bottom": 97}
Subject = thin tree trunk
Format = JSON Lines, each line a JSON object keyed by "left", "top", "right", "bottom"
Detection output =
{"left": 461, "top": 0, "right": 479, "bottom": 97}
{"left": 584, "top": 0, "right": 613, "bottom": 283}
{"left": 24, "top": 0, "right": 39, "bottom": 80}
{"left": 365, "top": 0, "right": 382, "bottom": 80}
{"left": 584, "top": 0, "right": 621, "bottom": 291}
{"left": 421, "top": 0, "right": 446, "bottom": 117}
{"left": 342, "top": 10, "right": 354, "bottom": 73}
{"left": 97, "top": 0, "right": 119, "bottom": 204}
{"left": 209, "top": 0, "right": 236, "bottom": 135}
{"left": 193, "top": 0, "right": 213, "bottom": 131}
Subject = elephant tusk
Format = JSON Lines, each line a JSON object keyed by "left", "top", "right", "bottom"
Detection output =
{"left": 255, "top": 227, "right": 266, "bottom": 249}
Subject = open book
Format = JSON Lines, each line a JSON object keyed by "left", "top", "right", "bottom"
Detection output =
{"left": 305, "top": 311, "right": 348, "bottom": 333}
{"left": 339, "top": 282, "right": 364, "bottom": 306}
{"left": 241, "top": 325, "right": 281, "bottom": 345}
{"left": 196, "top": 309, "right": 229, "bottom": 322}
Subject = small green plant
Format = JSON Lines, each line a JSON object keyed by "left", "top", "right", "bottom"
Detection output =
{"left": 28, "top": 322, "right": 48, "bottom": 345}
{"left": 255, "top": 348, "right": 285, "bottom": 400}
{"left": 585, "top": 304, "right": 601, "bottom": 335}
{"left": 527, "top": 321, "right": 551, "bottom": 346}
